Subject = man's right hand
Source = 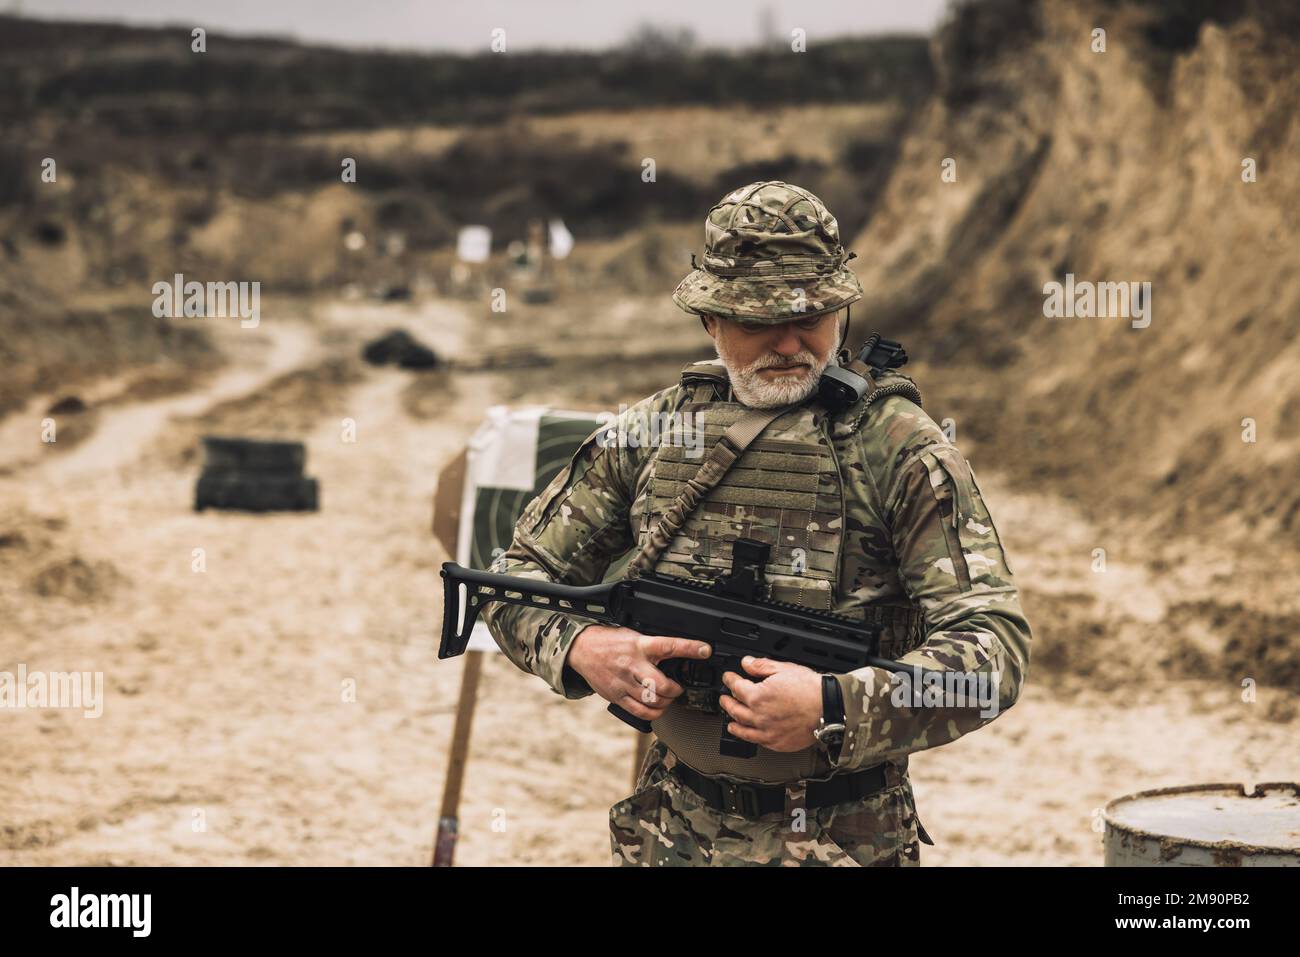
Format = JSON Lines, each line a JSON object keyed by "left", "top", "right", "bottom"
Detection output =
{"left": 566, "top": 625, "right": 712, "bottom": 723}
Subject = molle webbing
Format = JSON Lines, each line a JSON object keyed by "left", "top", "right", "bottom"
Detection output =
{"left": 627, "top": 402, "right": 785, "bottom": 578}
{"left": 630, "top": 399, "right": 846, "bottom": 610}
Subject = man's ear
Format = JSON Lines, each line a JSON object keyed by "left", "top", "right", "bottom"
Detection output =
{"left": 700, "top": 314, "right": 718, "bottom": 339}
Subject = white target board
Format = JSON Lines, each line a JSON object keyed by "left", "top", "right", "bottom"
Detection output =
{"left": 456, "top": 405, "right": 607, "bottom": 652}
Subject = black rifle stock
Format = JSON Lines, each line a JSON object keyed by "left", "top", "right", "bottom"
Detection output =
{"left": 439, "top": 538, "right": 927, "bottom": 758}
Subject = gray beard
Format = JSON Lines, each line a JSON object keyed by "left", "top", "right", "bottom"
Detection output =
{"left": 715, "top": 342, "right": 837, "bottom": 409}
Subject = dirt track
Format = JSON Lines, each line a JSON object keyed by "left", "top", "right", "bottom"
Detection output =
{"left": 1, "top": 295, "right": 1295, "bottom": 866}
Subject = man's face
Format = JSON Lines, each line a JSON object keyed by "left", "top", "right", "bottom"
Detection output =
{"left": 703, "top": 310, "right": 843, "bottom": 409}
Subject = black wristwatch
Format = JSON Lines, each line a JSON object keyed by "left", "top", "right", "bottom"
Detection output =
{"left": 813, "top": 674, "right": 846, "bottom": 760}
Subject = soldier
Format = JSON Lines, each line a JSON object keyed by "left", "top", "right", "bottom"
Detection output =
{"left": 482, "top": 181, "right": 1032, "bottom": 866}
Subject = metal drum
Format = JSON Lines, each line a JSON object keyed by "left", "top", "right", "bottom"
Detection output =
{"left": 1103, "top": 782, "right": 1300, "bottom": 866}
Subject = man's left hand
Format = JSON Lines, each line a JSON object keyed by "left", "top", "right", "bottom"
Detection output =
{"left": 719, "top": 656, "right": 823, "bottom": 753}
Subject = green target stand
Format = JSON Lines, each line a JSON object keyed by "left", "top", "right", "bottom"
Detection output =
{"left": 433, "top": 406, "right": 644, "bottom": 866}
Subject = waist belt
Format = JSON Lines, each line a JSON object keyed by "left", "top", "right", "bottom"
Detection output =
{"left": 669, "top": 761, "right": 890, "bottom": 819}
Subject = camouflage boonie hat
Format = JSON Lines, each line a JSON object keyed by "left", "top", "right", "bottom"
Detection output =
{"left": 673, "top": 181, "right": 863, "bottom": 323}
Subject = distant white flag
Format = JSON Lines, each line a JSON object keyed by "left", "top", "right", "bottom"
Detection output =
{"left": 457, "top": 225, "right": 492, "bottom": 263}
{"left": 548, "top": 218, "right": 574, "bottom": 260}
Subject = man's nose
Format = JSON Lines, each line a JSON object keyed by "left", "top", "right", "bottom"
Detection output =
{"left": 768, "top": 324, "right": 804, "bottom": 356}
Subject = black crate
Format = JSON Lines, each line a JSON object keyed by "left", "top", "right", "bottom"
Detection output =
{"left": 195, "top": 473, "right": 319, "bottom": 512}
{"left": 200, "top": 436, "right": 306, "bottom": 474}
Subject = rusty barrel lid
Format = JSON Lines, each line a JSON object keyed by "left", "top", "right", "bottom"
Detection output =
{"left": 1103, "top": 782, "right": 1300, "bottom": 866}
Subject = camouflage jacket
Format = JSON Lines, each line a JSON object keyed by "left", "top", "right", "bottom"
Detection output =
{"left": 482, "top": 361, "right": 1032, "bottom": 776}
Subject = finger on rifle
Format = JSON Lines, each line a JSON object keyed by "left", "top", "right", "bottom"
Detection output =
{"left": 721, "top": 670, "right": 760, "bottom": 705}
{"left": 740, "top": 655, "right": 783, "bottom": 677}
{"left": 631, "top": 665, "right": 683, "bottom": 702}
{"left": 617, "top": 693, "right": 666, "bottom": 722}
{"left": 718, "top": 692, "right": 761, "bottom": 728}
{"left": 640, "top": 635, "right": 712, "bottom": 664}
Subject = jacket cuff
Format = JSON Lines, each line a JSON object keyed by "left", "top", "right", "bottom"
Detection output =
{"left": 829, "top": 668, "right": 887, "bottom": 770}
{"left": 544, "top": 616, "right": 596, "bottom": 699}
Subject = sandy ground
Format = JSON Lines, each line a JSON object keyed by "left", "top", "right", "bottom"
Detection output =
{"left": 1, "top": 294, "right": 1295, "bottom": 866}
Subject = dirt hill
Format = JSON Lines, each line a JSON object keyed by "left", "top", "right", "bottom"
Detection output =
{"left": 853, "top": 0, "right": 1300, "bottom": 551}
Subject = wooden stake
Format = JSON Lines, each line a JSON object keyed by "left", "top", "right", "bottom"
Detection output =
{"left": 433, "top": 649, "right": 483, "bottom": 867}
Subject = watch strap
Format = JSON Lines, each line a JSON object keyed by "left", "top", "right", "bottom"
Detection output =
{"left": 817, "top": 674, "right": 847, "bottom": 762}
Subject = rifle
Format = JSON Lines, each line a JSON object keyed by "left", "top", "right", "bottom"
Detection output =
{"left": 439, "top": 537, "right": 929, "bottom": 758}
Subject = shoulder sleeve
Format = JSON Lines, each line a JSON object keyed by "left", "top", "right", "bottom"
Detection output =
{"left": 829, "top": 395, "right": 1033, "bottom": 769}
{"left": 480, "top": 386, "right": 684, "bottom": 697}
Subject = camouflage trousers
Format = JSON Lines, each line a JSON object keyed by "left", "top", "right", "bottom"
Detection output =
{"left": 609, "top": 739, "right": 927, "bottom": 866}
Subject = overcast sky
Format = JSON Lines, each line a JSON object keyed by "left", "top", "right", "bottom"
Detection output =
{"left": 17, "top": 0, "right": 950, "bottom": 52}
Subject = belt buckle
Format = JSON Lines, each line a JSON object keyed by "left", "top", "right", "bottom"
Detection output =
{"left": 715, "top": 434, "right": 741, "bottom": 459}
{"left": 719, "top": 781, "right": 762, "bottom": 818}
